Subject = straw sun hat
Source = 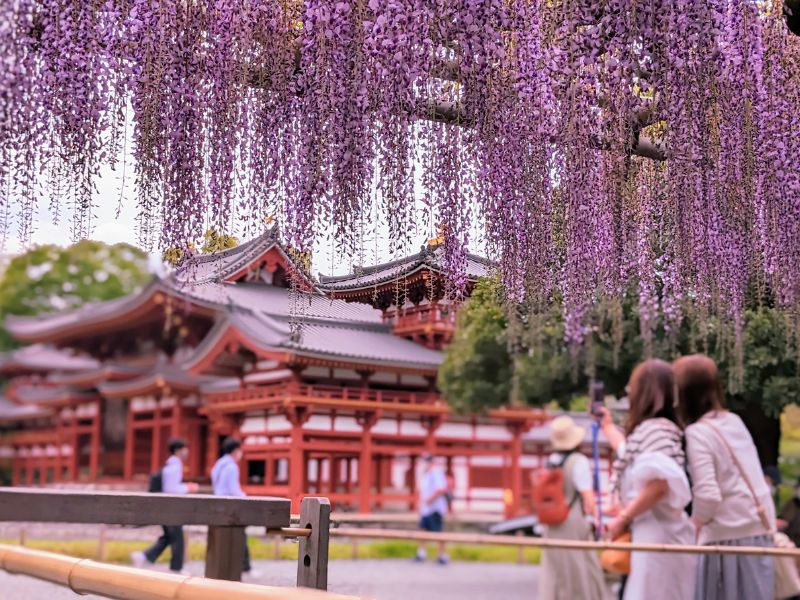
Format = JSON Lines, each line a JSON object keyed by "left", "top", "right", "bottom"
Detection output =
{"left": 550, "top": 416, "right": 586, "bottom": 451}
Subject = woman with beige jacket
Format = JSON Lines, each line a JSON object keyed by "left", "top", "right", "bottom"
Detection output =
{"left": 674, "top": 354, "right": 775, "bottom": 600}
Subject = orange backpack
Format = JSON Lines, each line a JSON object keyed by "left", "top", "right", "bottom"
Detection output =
{"left": 531, "top": 454, "right": 577, "bottom": 526}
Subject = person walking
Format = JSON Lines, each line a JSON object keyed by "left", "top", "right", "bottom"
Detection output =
{"left": 131, "top": 438, "right": 199, "bottom": 574}
{"left": 602, "top": 359, "right": 697, "bottom": 600}
{"left": 415, "top": 453, "right": 449, "bottom": 564}
{"left": 537, "top": 415, "right": 611, "bottom": 600}
{"left": 211, "top": 437, "right": 258, "bottom": 578}
{"left": 674, "top": 354, "right": 775, "bottom": 600}
{"left": 780, "top": 479, "right": 800, "bottom": 549}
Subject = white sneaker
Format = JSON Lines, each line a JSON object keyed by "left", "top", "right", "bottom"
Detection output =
{"left": 130, "top": 551, "right": 148, "bottom": 568}
{"left": 242, "top": 569, "right": 263, "bottom": 580}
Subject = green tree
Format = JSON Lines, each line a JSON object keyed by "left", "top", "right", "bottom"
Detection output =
{"left": 163, "top": 229, "right": 239, "bottom": 266}
{"left": 710, "top": 308, "right": 800, "bottom": 466}
{"left": 200, "top": 229, "right": 238, "bottom": 254}
{"left": 0, "top": 240, "right": 150, "bottom": 350}
{"left": 437, "top": 279, "right": 513, "bottom": 413}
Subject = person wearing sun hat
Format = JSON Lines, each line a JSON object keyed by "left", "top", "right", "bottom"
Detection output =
{"left": 538, "top": 415, "right": 611, "bottom": 600}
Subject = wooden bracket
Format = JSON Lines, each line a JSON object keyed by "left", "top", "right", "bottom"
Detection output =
{"left": 296, "top": 497, "right": 331, "bottom": 591}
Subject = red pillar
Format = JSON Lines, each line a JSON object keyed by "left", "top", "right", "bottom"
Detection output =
{"left": 54, "top": 417, "right": 63, "bottom": 483}
{"left": 374, "top": 454, "right": 383, "bottom": 509}
{"left": 124, "top": 408, "right": 134, "bottom": 481}
{"left": 409, "top": 455, "right": 418, "bottom": 511}
{"left": 344, "top": 458, "right": 352, "bottom": 496}
{"left": 509, "top": 425, "right": 522, "bottom": 517}
{"left": 357, "top": 411, "right": 379, "bottom": 512}
{"left": 151, "top": 404, "right": 162, "bottom": 473}
{"left": 329, "top": 454, "right": 337, "bottom": 495}
{"left": 265, "top": 454, "right": 274, "bottom": 488}
{"left": 289, "top": 421, "right": 304, "bottom": 511}
{"left": 69, "top": 414, "right": 78, "bottom": 481}
{"left": 171, "top": 397, "right": 182, "bottom": 437}
{"left": 89, "top": 403, "right": 101, "bottom": 481}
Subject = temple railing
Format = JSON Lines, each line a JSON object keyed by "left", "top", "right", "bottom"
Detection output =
{"left": 204, "top": 382, "right": 440, "bottom": 411}
{"left": 0, "top": 488, "right": 330, "bottom": 589}
{"left": 384, "top": 305, "right": 457, "bottom": 336}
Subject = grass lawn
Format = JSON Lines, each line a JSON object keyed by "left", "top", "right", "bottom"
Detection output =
{"left": 0, "top": 537, "right": 542, "bottom": 566}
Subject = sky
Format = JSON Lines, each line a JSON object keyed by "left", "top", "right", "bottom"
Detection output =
{"left": 2, "top": 159, "right": 487, "bottom": 277}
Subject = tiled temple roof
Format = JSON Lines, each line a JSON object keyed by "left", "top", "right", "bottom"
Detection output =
{"left": 4, "top": 231, "right": 447, "bottom": 374}
{"left": 180, "top": 302, "right": 443, "bottom": 373}
{"left": 98, "top": 367, "right": 240, "bottom": 398}
{"left": 0, "top": 345, "right": 100, "bottom": 374}
{"left": 318, "top": 244, "right": 493, "bottom": 292}
{"left": 0, "top": 395, "right": 53, "bottom": 422}
{"left": 173, "top": 225, "right": 317, "bottom": 289}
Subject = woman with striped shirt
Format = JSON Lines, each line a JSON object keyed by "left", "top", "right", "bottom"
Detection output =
{"left": 601, "top": 359, "right": 697, "bottom": 600}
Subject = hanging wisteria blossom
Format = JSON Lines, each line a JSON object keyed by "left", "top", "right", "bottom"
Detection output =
{"left": 2, "top": 0, "right": 800, "bottom": 377}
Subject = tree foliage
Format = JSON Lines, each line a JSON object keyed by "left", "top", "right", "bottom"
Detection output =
{"left": 163, "top": 229, "right": 239, "bottom": 266}
{"left": 0, "top": 241, "right": 150, "bottom": 350}
{"left": 440, "top": 278, "right": 799, "bottom": 430}
{"left": 437, "top": 279, "right": 513, "bottom": 414}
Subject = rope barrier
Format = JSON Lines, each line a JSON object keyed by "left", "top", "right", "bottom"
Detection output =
{"left": 329, "top": 527, "right": 800, "bottom": 558}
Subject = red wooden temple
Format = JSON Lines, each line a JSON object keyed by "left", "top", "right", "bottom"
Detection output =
{"left": 0, "top": 228, "right": 594, "bottom": 514}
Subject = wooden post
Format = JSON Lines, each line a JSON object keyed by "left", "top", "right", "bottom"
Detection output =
{"left": 296, "top": 497, "right": 330, "bottom": 591}
{"left": 97, "top": 524, "right": 107, "bottom": 561}
{"left": 205, "top": 526, "right": 245, "bottom": 582}
{"left": 273, "top": 535, "right": 282, "bottom": 559}
{"left": 350, "top": 537, "right": 358, "bottom": 560}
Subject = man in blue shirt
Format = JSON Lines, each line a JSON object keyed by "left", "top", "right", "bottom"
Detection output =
{"left": 211, "top": 437, "right": 255, "bottom": 576}
{"left": 415, "top": 453, "right": 450, "bottom": 564}
{"left": 131, "top": 438, "right": 199, "bottom": 573}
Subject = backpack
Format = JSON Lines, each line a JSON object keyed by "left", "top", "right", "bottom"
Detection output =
{"left": 148, "top": 469, "right": 163, "bottom": 493}
{"left": 531, "top": 453, "right": 578, "bottom": 526}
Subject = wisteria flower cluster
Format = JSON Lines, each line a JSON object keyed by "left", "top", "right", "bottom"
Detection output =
{"left": 2, "top": 0, "right": 799, "bottom": 376}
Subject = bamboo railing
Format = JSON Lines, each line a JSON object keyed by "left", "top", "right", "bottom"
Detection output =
{"left": 328, "top": 527, "right": 800, "bottom": 558}
{"left": 0, "top": 544, "right": 357, "bottom": 600}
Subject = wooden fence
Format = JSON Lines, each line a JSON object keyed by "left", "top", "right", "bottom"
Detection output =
{"left": 0, "top": 488, "right": 330, "bottom": 588}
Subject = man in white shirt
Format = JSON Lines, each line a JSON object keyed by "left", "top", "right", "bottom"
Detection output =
{"left": 131, "top": 438, "right": 199, "bottom": 573}
{"left": 211, "top": 437, "right": 255, "bottom": 577}
{"left": 415, "top": 453, "right": 450, "bottom": 564}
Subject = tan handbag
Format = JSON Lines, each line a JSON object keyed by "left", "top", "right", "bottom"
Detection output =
{"left": 600, "top": 530, "right": 632, "bottom": 575}
{"left": 774, "top": 532, "right": 800, "bottom": 600}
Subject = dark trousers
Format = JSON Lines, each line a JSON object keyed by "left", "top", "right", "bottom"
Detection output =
{"left": 144, "top": 525, "right": 184, "bottom": 571}
{"left": 243, "top": 537, "right": 251, "bottom": 572}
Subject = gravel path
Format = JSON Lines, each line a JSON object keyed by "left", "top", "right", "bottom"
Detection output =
{"left": 1, "top": 559, "right": 544, "bottom": 599}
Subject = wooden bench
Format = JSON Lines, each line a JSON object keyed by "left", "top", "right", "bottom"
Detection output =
{"left": 0, "top": 488, "right": 330, "bottom": 589}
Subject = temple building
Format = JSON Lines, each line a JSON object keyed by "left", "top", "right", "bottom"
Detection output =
{"left": 0, "top": 228, "right": 609, "bottom": 514}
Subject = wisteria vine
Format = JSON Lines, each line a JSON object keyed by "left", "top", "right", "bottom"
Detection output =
{"left": 2, "top": 0, "right": 800, "bottom": 379}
